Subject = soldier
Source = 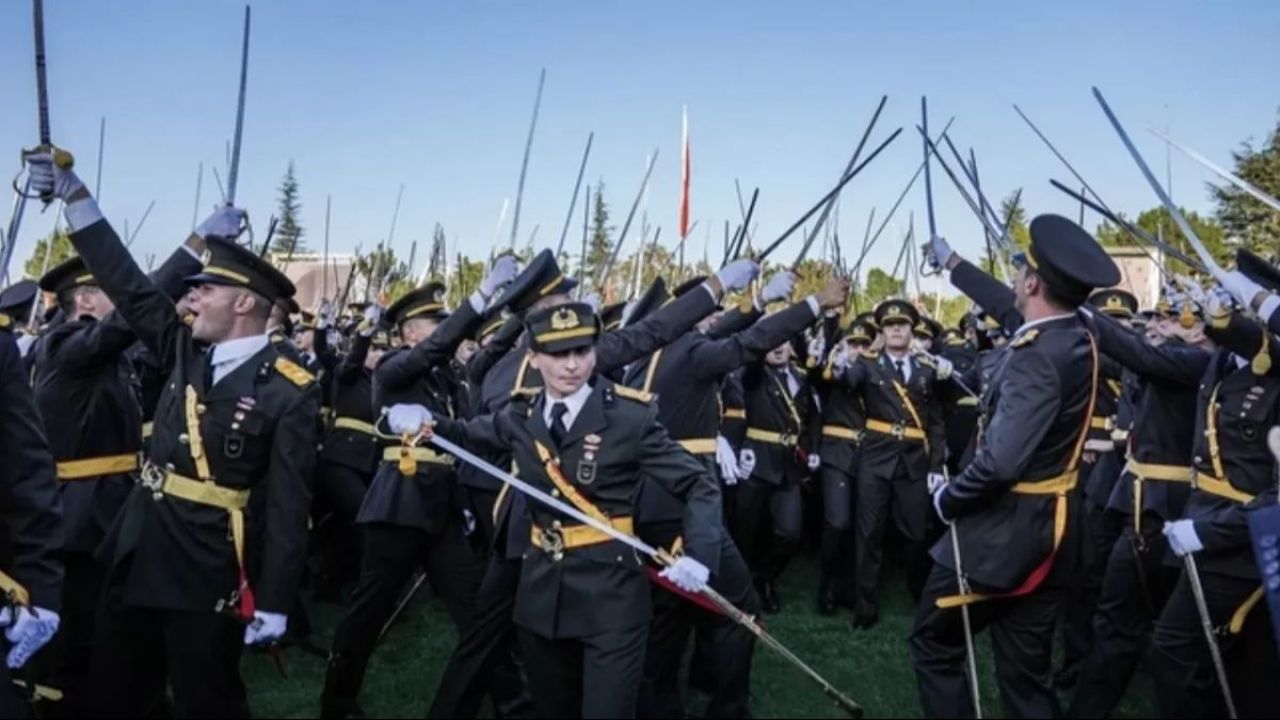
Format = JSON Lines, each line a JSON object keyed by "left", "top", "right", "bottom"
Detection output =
{"left": 321, "top": 263, "right": 516, "bottom": 719}
{"left": 25, "top": 148, "right": 323, "bottom": 718}
{"left": 813, "top": 313, "right": 876, "bottom": 614}
{"left": 1068, "top": 288, "right": 1203, "bottom": 717}
{"left": 626, "top": 270, "right": 847, "bottom": 717}
{"left": 397, "top": 301, "right": 722, "bottom": 718}
{"left": 0, "top": 280, "right": 38, "bottom": 356}
{"left": 913, "top": 216, "right": 1120, "bottom": 717}
{"left": 829, "top": 298, "right": 947, "bottom": 629}
{"left": 734, "top": 307, "right": 821, "bottom": 615}
{"left": 312, "top": 307, "right": 390, "bottom": 599}
{"left": 0, "top": 283, "right": 64, "bottom": 717}
{"left": 426, "top": 252, "right": 757, "bottom": 719}
{"left": 28, "top": 218, "right": 211, "bottom": 715}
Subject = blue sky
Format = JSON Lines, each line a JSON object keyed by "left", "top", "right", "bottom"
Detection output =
{"left": 2, "top": 0, "right": 1277, "bottom": 282}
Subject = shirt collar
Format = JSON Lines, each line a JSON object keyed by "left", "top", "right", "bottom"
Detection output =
{"left": 544, "top": 381, "right": 594, "bottom": 428}
{"left": 1015, "top": 312, "right": 1075, "bottom": 337}
{"left": 211, "top": 334, "right": 270, "bottom": 367}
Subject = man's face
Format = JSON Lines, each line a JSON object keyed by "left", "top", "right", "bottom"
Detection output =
{"left": 297, "top": 328, "right": 316, "bottom": 352}
{"left": 187, "top": 283, "right": 255, "bottom": 343}
{"left": 765, "top": 341, "right": 793, "bottom": 366}
{"left": 74, "top": 285, "right": 115, "bottom": 320}
{"left": 882, "top": 321, "right": 912, "bottom": 351}
{"left": 1013, "top": 265, "right": 1032, "bottom": 316}
{"left": 400, "top": 317, "right": 440, "bottom": 346}
{"left": 851, "top": 340, "right": 871, "bottom": 355}
{"left": 456, "top": 339, "right": 478, "bottom": 365}
{"left": 530, "top": 346, "right": 595, "bottom": 397}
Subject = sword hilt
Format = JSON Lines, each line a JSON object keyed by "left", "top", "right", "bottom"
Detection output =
{"left": 16, "top": 144, "right": 74, "bottom": 206}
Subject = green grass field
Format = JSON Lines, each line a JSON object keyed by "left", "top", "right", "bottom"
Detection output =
{"left": 245, "top": 556, "right": 1155, "bottom": 718}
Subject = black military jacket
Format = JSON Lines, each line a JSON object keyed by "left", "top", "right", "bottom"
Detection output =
{"left": 741, "top": 359, "right": 818, "bottom": 486}
{"left": 69, "top": 220, "right": 319, "bottom": 615}
{"left": 434, "top": 379, "right": 720, "bottom": 639}
{"left": 933, "top": 315, "right": 1096, "bottom": 590}
{"left": 841, "top": 352, "right": 946, "bottom": 480}
{"left": 0, "top": 330, "right": 64, "bottom": 611}
{"left": 358, "top": 301, "right": 482, "bottom": 532}
{"left": 1089, "top": 314, "right": 1198, "bottom": 522}
{"left": 319, "top": 331, "right": 380, "bottom": 474}
{"left": 32, "top": 247, "right": 199, "bottom": 552}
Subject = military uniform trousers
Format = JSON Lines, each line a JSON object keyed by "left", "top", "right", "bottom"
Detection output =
{"left": 911, "top": 552, "right": 1073, "bottom": 719}
{"left": 1057, "top": 455, "right": 1109, "bottom": 689}
{"left": 520, "top": 622, "right": 649, "bottom": 719}
{"left": 426, "top": 552, "right": 533, "bottom": 720}
{"left": 636, "top": 520, "right": 758, "bottom": 719}
{"left": 312, "top": 462, "right": 373, "bottom": 596}
{"left": 819, "top": 462, "right": 857, "bottom": 605}
{"left": 732, "top": 476, "right": 802, "bottom": 587}
{"left": 854, "top": 461, "right": 930, "bottom": 618}
{"left": 1070, "top": 514, "right": 1179, "bottom": 718}
{"left": 322, "top": 520, "right": 484, "bottom": 717}
{"left": 38, "top": 551, "right": 105, "bottom": 718}
{"left": 88, "top": 591, "right": 248, "bottom": 718}
{"left": 1148, "top": 568, "right": 1278, "bottom": 719}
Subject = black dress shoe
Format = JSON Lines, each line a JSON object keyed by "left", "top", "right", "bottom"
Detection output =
{"left": 761, "top": 582, "right": 781, "bottom": 614}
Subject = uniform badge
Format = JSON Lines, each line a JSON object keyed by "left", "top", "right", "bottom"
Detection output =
{"left": 577, "top": 457, "right": 597, "bottom": 485}
{"left": 224, "top": 434, "right": 244, "bottom": 459}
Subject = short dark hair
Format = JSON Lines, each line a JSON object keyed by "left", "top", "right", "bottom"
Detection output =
{"left": 1032, "top": 270, "right": 1079, "bottom": 313}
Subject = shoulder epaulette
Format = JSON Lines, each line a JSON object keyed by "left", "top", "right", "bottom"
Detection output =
{"left": 862, "top": 351, "right": 880, "bottom": 360}
{"left": 613, "top": 385, "right": 654, "bottom": 404}
{"left": 510, "top": 387, "right": 540, "bottom": 399}
{"left": 0, "top": 313, "right": 11, "bottom": 330}
{"left": 274, "top": 357, "right": 315, "bottom": 386}
{"left": 1010, "top": 329, "right": 1040, "bottom": 349}
{"left": 270, "top": 332, "right": 285, "bottom": 344}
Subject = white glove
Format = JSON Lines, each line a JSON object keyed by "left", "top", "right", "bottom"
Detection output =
{"left": 24, "top": 151, "right": 85, "bottom": 201}
{"left": 927, "top": 472, "right": 946, "bottom": 494}
{"left": 1, "top": 606, "right": 59, "bottom": 669}
{"left": 806, "top": 453, "right": 821, "bottom": 472}
{"left": 195, "top": 204, "right": 248, "bottom": 240}
{"left": 927, "top": 235, "right": 954, "bottom": 270}
{"left": 715, "top": 436, "right": 740, "bottom": 486}
{"left": 715, "top": 259, "right": 761, "bottom": 293}
{"left": 761, "top": 271, "right": 796, "bottom": 304}
{"left": 1218, "top": 270, "right": 1265, "bottom": 312}
{"left": 243, "top": 611, "right": 288, "bottom": 646}
{"left": 359, "top": 305, "right": 383, "bottom": 337}
{"left": 387, "top": 403, "right": 432, "bottom": 434}
{"left": 1163, "top": 519, "right": 1204, "bottom": 557}
{"left": 831, "top": 342, "right": 851, "bottom": 374}
{"left": 478, "top": 255, "right": 519, "bottom": 299}
{"left": 932, "top": 486, "right": 953, "bottom": 525}
{"left": 1176, "top": 275, "right": 1208, "bottom": 308}
{"left": 582, "top": 292, "right": 601, "bottom": 312}
{"left": 660, "top": 556, "right": 711, "bottom": 593}
{"left": 737, "top": 448, "right": 756, "bottom": 478}
{"left": 930, "top": 354, "right": 954, "bottom": 380}
{"left": 1205, "top": 285, "right": 1235, "bottom": 322}
{"left": 317, "top": 300, "right": 336, "bottom": 330}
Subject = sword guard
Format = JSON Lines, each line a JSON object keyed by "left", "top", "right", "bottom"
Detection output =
{"left": 15, "top": 144, "right": 74, "bottom": 206}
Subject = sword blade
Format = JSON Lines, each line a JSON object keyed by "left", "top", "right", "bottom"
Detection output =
{"left": 509, "top": 68, "right": 546, "bottom": 250}
{"left": 921, "top": 96, "right": 936, "bottom": 239}
{"left": 1149, "top": 126, "right": 1280, "bottom": 215}
{"left": 556, "top": 131, "right": 594, "bottom": 257}
{"left": 1184, "top": 553, "right": 1238, "bottom": 718}
{"left": 32, "top": 0, "right": 51, "bottom": 147}
{"left": 227, "top": 5, "right": 251, "bottom": 205}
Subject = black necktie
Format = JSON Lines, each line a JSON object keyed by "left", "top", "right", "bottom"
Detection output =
{"left": 549, "top": 402, "right": 569, "bottom": 448}
{"left": 894, "top": 359, "right": 906, "bottom": 384}
{"left": 203, "top": 350, "right": 216, "bottom": 388}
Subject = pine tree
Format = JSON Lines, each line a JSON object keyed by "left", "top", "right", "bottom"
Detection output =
{"left": 23, "top": 228, "right": 75, "bottom": 280}
{"left": 273, "top": 161, "right": 305, "bottom": 254}
{"left": 584, "top": 181, "right": 614, "bottom": 285}
{"left": 1212, "top": 115, "right": 1280, "bottom": 254}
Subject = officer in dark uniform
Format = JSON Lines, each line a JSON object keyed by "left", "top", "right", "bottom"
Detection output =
{"left": 814, "top": 314, "right": 876, "bottom": 614}
{"left": 1135, "top": 255, "right": 1280, "bottom": 718}
{"left": 1068, "top": 288, "right": 1202, "bottom": 717}
{"left": 830, "top": 298, "right": 947, "bottom": 628}
{"left": 26, "top": 149, "right": 321, "bottom": 717}
{"left": 626, "top": 272, "right": 847, "bottom": 717}
{"left": 939, "top": 324, "right": 980, "bottom": 477}
{"left": 312, "top": 309, "right": 391, "bottom": 599}
{"left": 0, "top": 280, "right": 38, "bottom": 352}
{"left": 426, "top": 252, "right": 758, "bottom": 719}
{"left": 30, "top": 236, "right": 204, "bottom": 716}
{"left": 734, "top": 307, "right": 820, "bottom": 614}
{"left": 410, "top": 301, "right": 723, "bottom": 719}
{"left": 321, "top": 264, "right": 516, "bottom": 718}
{"left": 0, "top": 283, "right": 63, "bottom": 717}
{"left": 913, "top": 216, "right": 1121, "bottom": 717}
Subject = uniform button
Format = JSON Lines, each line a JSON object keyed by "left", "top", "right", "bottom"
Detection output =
{"left": 551, "top": 489, "right": 560, "bottom": 498}
{"left": 197, "top": 404, "right": 207, "bottom": 415}
{"left": 178, "top": 433, "right": 190, "bottom": 445}
{"left": 1194, "top": 456, "right": 1202, "bottom": 464}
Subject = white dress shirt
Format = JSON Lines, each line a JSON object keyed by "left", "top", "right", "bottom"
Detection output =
{"left": 543, "top": 382, "right": 594, "bottom": 433}
{"left": 209, "top": 334, "right": 270, "bottom": 385}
